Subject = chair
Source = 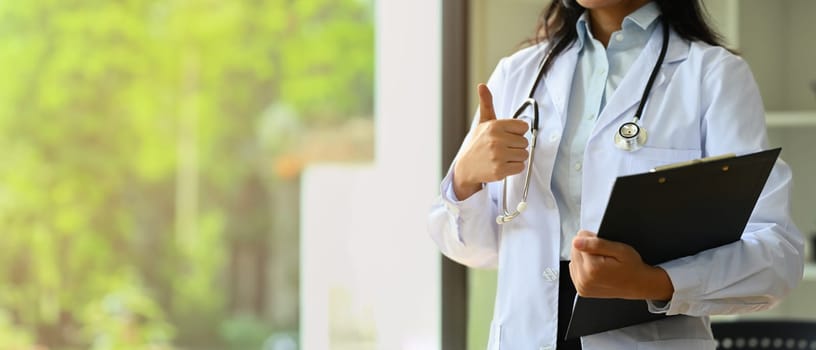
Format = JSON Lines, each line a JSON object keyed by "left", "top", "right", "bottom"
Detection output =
{"left": 711, "top": 320, "right": 816, "bottom": 350}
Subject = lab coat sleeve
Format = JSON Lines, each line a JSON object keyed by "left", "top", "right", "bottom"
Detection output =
{"left": 653, "top": 52, "right": 805, "bottom": 316}
{"left": 427, "top": 58, "right": 509, "bottom": 269}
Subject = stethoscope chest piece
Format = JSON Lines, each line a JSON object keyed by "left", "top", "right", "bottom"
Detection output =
{"left": 614, "top": 119, "right": 648, "bottom": 152}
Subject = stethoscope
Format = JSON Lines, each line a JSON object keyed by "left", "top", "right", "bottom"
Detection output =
{"left": 497, "top": 21, "right": 670, "bottom": 224}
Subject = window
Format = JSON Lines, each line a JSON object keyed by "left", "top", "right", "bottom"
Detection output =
{"left": 0, "top": 1, "right": 374, "bottom": 348}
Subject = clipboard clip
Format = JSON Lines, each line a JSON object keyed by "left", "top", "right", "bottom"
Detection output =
{"left": 649, "top": 153, "right": 736, "bottom": 173}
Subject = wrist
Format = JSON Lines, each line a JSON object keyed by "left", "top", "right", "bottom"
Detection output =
{"left": 638, "top": 265, "right": 674, "bottom": 301}
{"left": 452, "top": 163, "right": 482, "bottom": 200}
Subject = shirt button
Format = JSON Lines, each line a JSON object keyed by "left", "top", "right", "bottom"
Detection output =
{"left": 540, "top": 345, "right": 555, "bottom": 350}
{"left": 542, "top": 268, "right": 558, "bottom": 281}
{"left": 586, "top": 113, "right": 595, "bottom": 120}
{"left": 616, "top": 34, "right": 624, "bottom": 42}
{"left": 574, "top": 162, "right": 582, "bottom": 171}
{"left": 549, "top": 133, "right": 559, "bottom": 143}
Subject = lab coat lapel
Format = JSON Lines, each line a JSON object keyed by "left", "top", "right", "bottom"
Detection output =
{"left": 592, "top": 27, "right": 689, "bottom": 135}
{"left": 543, "top": 43, "right": 580, "bottom": 128}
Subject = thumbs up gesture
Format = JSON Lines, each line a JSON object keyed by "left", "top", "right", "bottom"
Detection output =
{"left": 453, "top": 84, "right": 531, "bottom": 200}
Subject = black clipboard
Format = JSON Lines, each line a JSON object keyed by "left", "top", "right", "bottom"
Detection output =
{"left": 565, "top": 148, "right": 781, "bottom": 339}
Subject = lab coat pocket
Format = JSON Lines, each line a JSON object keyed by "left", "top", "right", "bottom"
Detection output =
{"left": 487, "top": 321, "right": 502, "bottom": 350}
{"left": 624, "top": 147, "right": 701, "bottom": 175}
{"left": 636, "top": 339, "right": 717, "bottom": 350}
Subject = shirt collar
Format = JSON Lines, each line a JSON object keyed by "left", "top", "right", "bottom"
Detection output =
{"left": 575, "top": 1, "right": 661, "bottom": 50}
{"left": 623, "top": 1, "right": 660, "bottom": 31}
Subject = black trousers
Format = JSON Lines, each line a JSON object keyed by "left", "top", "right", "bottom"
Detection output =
{"left": 558, "top": 261, "right": 582, "bottom": 350}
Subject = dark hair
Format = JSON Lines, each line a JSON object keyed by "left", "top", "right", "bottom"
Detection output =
{"left": 531, "top": 0, "right": 728, "bottom": 74}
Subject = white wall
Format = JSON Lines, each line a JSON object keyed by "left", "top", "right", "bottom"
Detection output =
{"left": 300, "top": 0, "right": 442, "bottom": 349}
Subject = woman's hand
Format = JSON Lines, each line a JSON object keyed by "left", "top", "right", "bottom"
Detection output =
{"left": 453, "top": 84, "right": 530, "bottom": 200}
{"left": 569, "top": 231, "right": 674, "bottom": 301}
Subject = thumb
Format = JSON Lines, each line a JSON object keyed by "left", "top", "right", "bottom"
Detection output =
{"left": 478, "top": 83, "right": 496, "bottom": 123}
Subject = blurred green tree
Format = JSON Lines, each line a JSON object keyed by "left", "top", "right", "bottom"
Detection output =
{"left": 0, "top": 0, "right": 373, "bottom": 348}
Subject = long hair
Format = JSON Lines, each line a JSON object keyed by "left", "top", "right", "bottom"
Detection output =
{"left": 531, "top": 0, "right": 728, "bottom": 74}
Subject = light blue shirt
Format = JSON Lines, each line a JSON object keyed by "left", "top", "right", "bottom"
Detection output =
{"left": 553, "top": 2, "right": 661, "bottom": 259}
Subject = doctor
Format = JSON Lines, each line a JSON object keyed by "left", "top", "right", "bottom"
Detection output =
{"left": 428, "top": 0, "right": 804, "bottom": 349}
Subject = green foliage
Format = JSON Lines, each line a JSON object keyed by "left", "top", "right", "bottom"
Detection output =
{"left": 80, "top": 283, "right": 175, "bottom": 350}
{"left": 0, "top": 0, "right": 373, "bottom": 348}
{"left": 218, "top": 314, "right": 275, "bottom": 350}
{"left": 0, "top": 309, "right": 35, "bottom": 348}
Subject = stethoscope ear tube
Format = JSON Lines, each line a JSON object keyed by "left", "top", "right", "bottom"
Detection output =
{"left": 497, "top": 109, "right": 538, "bottom": 225}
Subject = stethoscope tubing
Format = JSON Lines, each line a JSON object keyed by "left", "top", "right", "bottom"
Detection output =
{"left": 497, "top": 20, "right": 670, "bottom": 224}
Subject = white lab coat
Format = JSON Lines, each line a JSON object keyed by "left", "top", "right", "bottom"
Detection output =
{"left": 428, "top": 27, "right": 804, "bottom": 349}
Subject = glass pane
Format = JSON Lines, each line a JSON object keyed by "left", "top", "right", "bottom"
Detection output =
{"left": 0, "top": 0, "right": 374, "bottom": 349}
{"left": 466, "top": 2, "right": 540, "bottom": 349}
{"left": 467, "top": 270, "right": 497, "bottom": 350}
